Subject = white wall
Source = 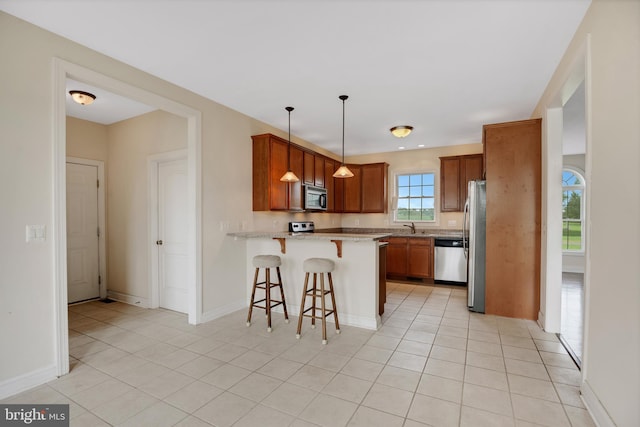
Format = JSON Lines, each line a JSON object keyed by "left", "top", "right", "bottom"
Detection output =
{"left": 533, "top": 1, "right": 640, "bottom": 425}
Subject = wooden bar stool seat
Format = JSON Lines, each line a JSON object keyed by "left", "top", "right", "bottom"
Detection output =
{"left": 296, "top": 257, "right": 340, "bottom": 344}
{"left": 246, "top": 255, "right": 289, "bottom": 332}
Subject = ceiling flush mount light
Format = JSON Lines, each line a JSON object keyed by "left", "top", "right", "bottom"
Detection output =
{"left": 280, "top": 106, "right": 300, "bottom": 182}
{"left": 333, "top": 95, "right": 354, "bottom": 178}
{"left": 69, "top": 90, "right": 96, "bottom": 105}
{"left": 390, "top": 125, "right": 413, "bottom": 138}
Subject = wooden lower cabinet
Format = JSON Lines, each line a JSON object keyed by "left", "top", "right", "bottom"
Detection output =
{"left": 386, "top": 237, "right": 408, "bottom": 276}
{"left": 407, "top": 238, "right": 433, "bottom": 278}
{"left": 385, "top": 237, "right": 433, "bottom": 280}
{"left": 379, "top": 243, "right": 387, "bottom": 315}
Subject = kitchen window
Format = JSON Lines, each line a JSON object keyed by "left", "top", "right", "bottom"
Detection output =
{"left": 395, "top": 172, "right": 436, "bottom": 222}
{"left": 562, "top": 168, "right": 585, "bottom": 252}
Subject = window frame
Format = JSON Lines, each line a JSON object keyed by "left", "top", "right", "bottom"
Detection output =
{"left": 393, "top": 170, "right": 438, "bottom": 224}
{"left": 561, "top": 167, "right": 585, "bottom": 253}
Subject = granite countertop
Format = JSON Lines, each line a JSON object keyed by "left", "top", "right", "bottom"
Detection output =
{"left": 227, "top": 231, "right": 391, "bottom": 241}
{"left": 315, "top": 227, "right": 465, "bottom": 239}
{"left": 228, "top": 227, "right": 464, "bottom": 241}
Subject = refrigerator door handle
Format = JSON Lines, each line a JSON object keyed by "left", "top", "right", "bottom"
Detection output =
{"left": 463, "top": 198, "right": 469, "bottom": 258}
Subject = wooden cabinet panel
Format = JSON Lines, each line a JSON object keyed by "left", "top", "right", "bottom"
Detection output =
{"left": 252, "top": 133, "right": 303, "bottom": 211}
{"left": 385, "top": 237, "right": 433, "bottom": 279}
{"left": 288, "top": 146, "right": 304, "bottom": 211}
{"left": 343, "top": 165, "right": 362, "bottom": 213}
{"left": 461, "top": 155, "right": 483, "bottom": 204}
{"left": 268, "top": 138, "right": 289, "bottom": 210}
{"left": 379, "top": 243, "right": 387, "bottom": 315}
{"left": 484, "top": 118, "right": 541, "bottom": 320}
{"left": 440, "top": 154, "right": 483, "bottom": 212}
{"left": 324, "top": 159, "right": 336, "bottom": 211}
{"left": 440, "top": 157, "right": 461, "bottom": 212}
{"left": 314, "top": 156, "right": 325, "bottom": 187}
{"left": 303, "top": 151, "right": 315, "bottom": 185}
{"left": 407, "top": 238, "right": 432, "bottom": 278}
{"left": 253, "top": 133, "right": 387, "bottom": 214}
{"left": 386, "top": 237, "right": 408, "bottom": 276}
{"left": 361, "top": 163, "right": 388, "bottom": 213}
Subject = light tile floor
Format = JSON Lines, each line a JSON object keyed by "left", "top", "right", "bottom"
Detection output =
{"left": 3, "top": 282, "right": 596, "bottom": 426}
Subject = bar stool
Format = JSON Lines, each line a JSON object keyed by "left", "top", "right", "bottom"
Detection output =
{"left": 246, "top": 255, "right": 289, "bottom": 332}
{"left": 296, "top": 258, "right": 340, "bottom": 344}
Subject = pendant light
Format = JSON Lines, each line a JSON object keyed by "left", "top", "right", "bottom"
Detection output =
{"left": 280, "top": 106, "right": 300, "bottom": 182}
{"left": 333, "top": 95, "right": 354, "bottom": 178}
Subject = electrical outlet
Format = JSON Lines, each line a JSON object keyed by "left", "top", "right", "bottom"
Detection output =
{"left": 448, "top": 220, "right": 457, "bottom": 227}
{"left": 354, "top": 219, "right": 360, "bottom": 226}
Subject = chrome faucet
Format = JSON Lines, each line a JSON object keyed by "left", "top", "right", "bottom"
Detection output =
{"left": 403, "top": 222, "right": 416, "bottom": 234}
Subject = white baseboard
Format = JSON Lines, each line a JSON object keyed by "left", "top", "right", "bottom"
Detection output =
{"left": 0, "top": 364, "right": 58, "bottom": 401}
{"left": 581, "top": 379, "right": 616, "bottom": 427}
{"left": 200, "top": 299, "right": 247, "bottom": 324}
{"left": 106, "top": 291, "right": 150, "bottom": 308}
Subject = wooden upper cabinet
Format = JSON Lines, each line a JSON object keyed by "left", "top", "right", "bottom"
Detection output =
{"left": 314, "top": 156, "right": 325, "bottom": 187}
{"left": 333, "top": 163, "right": 345, "bottom": 213}
{"left": 252, "top": 133, "right": 388, "bottom": 213}
{"left": 440, "top": 154, "right": 483, "bottom": 212}
{"left": 303, "top": 151, "right": 315, "bottom": 185}
{"left": 361, "top": 163, "right": 389, "bottom": 213}
{"left": 324, "top": 159, "right": 336, "bottom": 212}
{"left": 440, "top": 157, "right": 461, "bottom": 212}
{"left": 288, "top": 145, "right": 304, "bottom": 211}
{"left": 252, "top": 133, "right": 303, "bottom": 211}
{"left": 343, "top": 164, "right": 362, "bottom": 213}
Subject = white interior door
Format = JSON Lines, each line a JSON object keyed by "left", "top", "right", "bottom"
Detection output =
{"left": 67, "top": 162, "right": 100, "bottom": 303}
{"left": 158, "top": 158, "right": 188, "bottom": 313}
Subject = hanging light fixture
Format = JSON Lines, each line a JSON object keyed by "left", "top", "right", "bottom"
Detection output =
{"left": 280, "top": 106, "right": 300, "bottom": 182}
{"left": 390, "top": 125, "right": 413, "bottom": 138}
{"left": 69, "top": 90, "right": 96, "bottom": 105}
{"left": 333, "top": 95, "right": 354, "bottom": 178}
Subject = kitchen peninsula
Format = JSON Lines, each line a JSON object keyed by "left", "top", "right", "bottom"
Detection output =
{"left": 228, "top": 230, "right": 390, "bottom": 330}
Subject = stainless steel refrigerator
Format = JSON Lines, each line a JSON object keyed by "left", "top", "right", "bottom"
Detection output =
{"left": 463, "top": 180, "right": 486, "bottom": 313}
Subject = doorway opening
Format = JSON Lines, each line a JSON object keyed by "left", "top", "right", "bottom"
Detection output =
{"left": 53, "top": 58, "right": 202, "bottom": 377}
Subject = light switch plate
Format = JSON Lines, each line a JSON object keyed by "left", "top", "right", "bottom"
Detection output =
{"left": 26, "top": 225, "right": 46, "bottom": 242}
{"left": 447, "top": 220, "right": 457, "bottom": 227}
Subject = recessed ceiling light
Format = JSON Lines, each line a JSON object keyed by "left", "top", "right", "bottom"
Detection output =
{"left": 69, "top": 90, "right": 96, "bottom": 105}
{"left": 418, "top": 144, "right": 425, "bottom": 148}
{"left": 398, "top": 146, "right": 405, "bottom": 150}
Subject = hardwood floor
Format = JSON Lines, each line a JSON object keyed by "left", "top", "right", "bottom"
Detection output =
{"left": 560, "top": 272, "right": 584, "bottom": 366}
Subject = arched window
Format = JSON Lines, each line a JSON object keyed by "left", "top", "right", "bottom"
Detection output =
{"left": 562, "top": 168, "right": 585, "bottom": 252}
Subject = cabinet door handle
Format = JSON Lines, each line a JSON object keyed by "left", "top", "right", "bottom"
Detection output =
{"left": 156, "top": 240, "right": 163, "bottom": 245}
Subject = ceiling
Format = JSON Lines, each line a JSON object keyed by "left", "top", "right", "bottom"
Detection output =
{"left": 1, "top": 0, "right": 590, "bottom": 156}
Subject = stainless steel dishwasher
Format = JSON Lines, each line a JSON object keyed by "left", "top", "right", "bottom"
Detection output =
{"left": 434, "top": 238, "right": 468, "bottom": 284}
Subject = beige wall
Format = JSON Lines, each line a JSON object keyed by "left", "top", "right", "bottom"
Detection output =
{"left": 346, "top": 143, "right": 483, "bottom": 230}
{"left": 0, "top": 11, "right": 302, "bottom": 389}
{"left": 533, "top": 1, "right": 640, "bottom": 425}
{"left": 106, "top": 110, "right": 187, "bottom": 300}
{"left": 66, "top": 116, "right": 108, "bottom": 161}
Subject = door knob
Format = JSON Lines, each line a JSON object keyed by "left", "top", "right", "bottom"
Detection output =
{"left": 156, "top": 240, "right": 163, "bottom": 245}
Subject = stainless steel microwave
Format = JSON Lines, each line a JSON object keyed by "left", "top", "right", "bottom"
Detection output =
{"left": 304, "top": 185, "right": 327, "bottom": 211}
